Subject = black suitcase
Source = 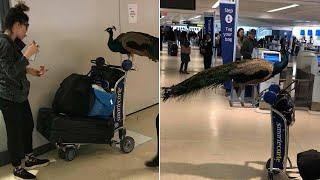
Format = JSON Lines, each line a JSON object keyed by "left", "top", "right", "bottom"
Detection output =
{"left": 297, "top": 149, "right": 320, "bottom": 180}
{"left": 168, "top": 43, "right": 178, "bottom": 56}
{"left": 37, "top": 108, "right": 114, "bottom": 144}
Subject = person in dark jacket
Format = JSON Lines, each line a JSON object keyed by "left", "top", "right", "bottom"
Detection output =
{"left": 201, "top": 33, "right": 213, "bottom": 69}
{"left": 0, "top": 3, "right": 49, "bottom": 180}
{"left": 241, "top": 30, "right": 256, "bottom": 59}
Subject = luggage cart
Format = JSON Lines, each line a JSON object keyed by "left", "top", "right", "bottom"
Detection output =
{"left": 258, "top": 83, "right": 296, "bottom": 179}
{"left": 37, "top": 58, "right": 135, "bottom": 161}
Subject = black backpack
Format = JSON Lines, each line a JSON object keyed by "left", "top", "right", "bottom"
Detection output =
{"left": 52, "top": 74, "right": 93, "bottom": 116}
{"left": 297, "top": 149, "right": 320, "bottom": 180}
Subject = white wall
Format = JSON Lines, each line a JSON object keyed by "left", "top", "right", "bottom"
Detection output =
{"left": 120, "top": 0, "right": 159, "bottom": 114}
{"left": 0, "top": 0, "right": 159, "bottom": 152}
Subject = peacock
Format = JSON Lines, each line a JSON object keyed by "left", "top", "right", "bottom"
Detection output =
{"left": 162, "top": 51, "right": 289, "bottom": 101}
{"left": 105, "top": 26, "right": 159, "bottom": 62}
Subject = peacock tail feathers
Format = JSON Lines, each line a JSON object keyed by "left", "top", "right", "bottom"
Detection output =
{"left": 229, "top": 59, "right": 273, "bottom": 84}
{"left": 162, "top": 63, "right": 236, "bottom": 101}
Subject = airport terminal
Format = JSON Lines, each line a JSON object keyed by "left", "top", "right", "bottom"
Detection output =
{"left": 160, "top": 0, "right": 320, "bottom": 179}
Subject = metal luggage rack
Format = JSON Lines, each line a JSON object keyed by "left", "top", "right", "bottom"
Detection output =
{"left": 255, "top": 81, "right": 300, "bottom": 179}
{"left": 56, "top": 59, "right": 135, "bottom": 161}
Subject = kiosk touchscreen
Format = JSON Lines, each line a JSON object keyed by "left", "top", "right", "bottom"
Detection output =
{"left": 259, "top": 51, "right": 281, "bottom": 109}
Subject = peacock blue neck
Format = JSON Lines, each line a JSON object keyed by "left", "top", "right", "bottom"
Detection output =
{"left": 107, "top": 30, "right": 120, "bottom": 52}
{"left": 272, "top": 53, "right": 289, "bottom": 76}
{"left": 107, "top": 31, "right": 114, "bottom": 45}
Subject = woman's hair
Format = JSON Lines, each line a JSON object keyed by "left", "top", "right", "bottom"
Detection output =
{"left": 3, "top": 2, "right": 30, "bottom": 31}
{"left": 180, "top": 31, "right": 187, "bottom": 40}
{"left": 237, "top": 28, "right": 244, "bottom": 37}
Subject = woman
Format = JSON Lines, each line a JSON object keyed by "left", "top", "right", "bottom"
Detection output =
{"left": 0, "top": 3, "right": 49, "bottom": 180}
{"left": 179, "top": 31, "right": 191, "bottom": 74}
{"left": 201, "top": 33, "right": 213, "bottom": 69}
{"left": 234, "top": 28, "right": 246, "bottom": 104}
{"left": 236, "top": 28, "right": 244, "bottom": 61}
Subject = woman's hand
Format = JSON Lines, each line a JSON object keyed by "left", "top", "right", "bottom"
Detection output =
{"left": 26, "top": 66, "right": 48, "bottom": 77}
{"left": 23, "top": 41, "right": 39, "bottom": 59}
{"left": 26, "top": 67, "right": 40, "bottom": 76}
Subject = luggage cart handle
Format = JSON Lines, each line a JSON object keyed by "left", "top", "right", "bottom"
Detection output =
{"left": 108, "top": 65, "right": 136, "bottom": 71}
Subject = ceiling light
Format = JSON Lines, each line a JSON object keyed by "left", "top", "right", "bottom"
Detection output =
{"left": 212, "top": 0, "right": 220, "bottom": 9}
{"left": 267, "top": 4, "right": 299, "bottom": 13}
{"left": 194, "top": 15, "right": 201, "bottom": 18}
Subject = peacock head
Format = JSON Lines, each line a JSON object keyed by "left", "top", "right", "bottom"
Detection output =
{"left": 105, "top": 26, "right": 117, "bottom": 33}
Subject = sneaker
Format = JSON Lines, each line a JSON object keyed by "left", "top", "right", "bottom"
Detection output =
{"left": 184, "top": 71, "right": 190, "bottom": 74}
{"left": 25, "top": 155, "right": 49, "bottom": 170}
{"left": 13, "top": 167, "right": 36, "bottom": 180}
{"left": 145, "top": 157, "right": 159, "bottom": 168}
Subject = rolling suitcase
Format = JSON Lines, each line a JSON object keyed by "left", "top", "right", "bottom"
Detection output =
{"left": 37, "top": 108, "right": 114, "bottom": 144}
{"left": 168, "top": 43, "right": 178, "bottom": 56}
{"left": 297, "top": 149, "right": 320, "bottom": 180}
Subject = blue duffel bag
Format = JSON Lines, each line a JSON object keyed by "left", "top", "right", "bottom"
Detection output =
{"left": 88, "top": 85, "right": 116, "bottom": 119}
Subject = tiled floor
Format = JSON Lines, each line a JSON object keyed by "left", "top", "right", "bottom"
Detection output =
{"left": 160, "top": 45, "right": 319, "bottom": 180}
{"left": 0, "top": 105, "right": 159, "bottom": 180}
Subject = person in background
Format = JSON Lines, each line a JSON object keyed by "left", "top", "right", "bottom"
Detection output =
{"left": 236, "top": 28, "right": 244, "bottom": 61}
{"left": 0, "top": 2, "right": 49, "bottom": 180}
{"left": 291, "top": 36, "right": 297, "bottom": 56}
{"left": 201, "top": 33, "right": 213, "bottom": 69}
{"left": 234, "top": 28, "right": 246, "bottom": 104}
{"left": 310, "top": 35, "right": 313, "bottom": 44}
{"left": 280, "top": 35, "right": 288, "bottom": 52}
{"left": 160, "top": 26, "right": 164, "bottom": 51}
{"left": 179, "top": 31, "right": 191, "bottom": 74}
{"left": 241, "top": 29, "right": 256, "bottom": 59}
{"left": 166, "top": 27, "right": 176, "bottom": 55}
{"left": 166, "top": 27, "right": 176, "bottom": 45}
{"left": 216, "top": 32, "right": 222, "bottom": 57}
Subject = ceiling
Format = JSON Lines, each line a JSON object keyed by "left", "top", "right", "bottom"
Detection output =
{"left": 160, "top": 0, "right": 320, "bottom": 27}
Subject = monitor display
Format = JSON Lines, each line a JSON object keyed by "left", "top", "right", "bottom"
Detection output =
{"left": 263, "top": 53, "right": 280, "bottom": 63}
{"left": 300, "top": 30, "right": 305, "bottom": 36}
{"left": 308, "top": 30, "right": 313, "bottom": 36}
{"left": 316, "top": 30, "right": 320, "bottom": 36}
{"left": 317, "top": 55, "right": 320, "bottom": 67}
{"left": 161, "top": 0, "right": 196, "bottom": 10}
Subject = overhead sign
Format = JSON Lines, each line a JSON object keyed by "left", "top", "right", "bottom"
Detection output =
{"left": 160, "top": 0, "right": 196, "bottom": 10}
